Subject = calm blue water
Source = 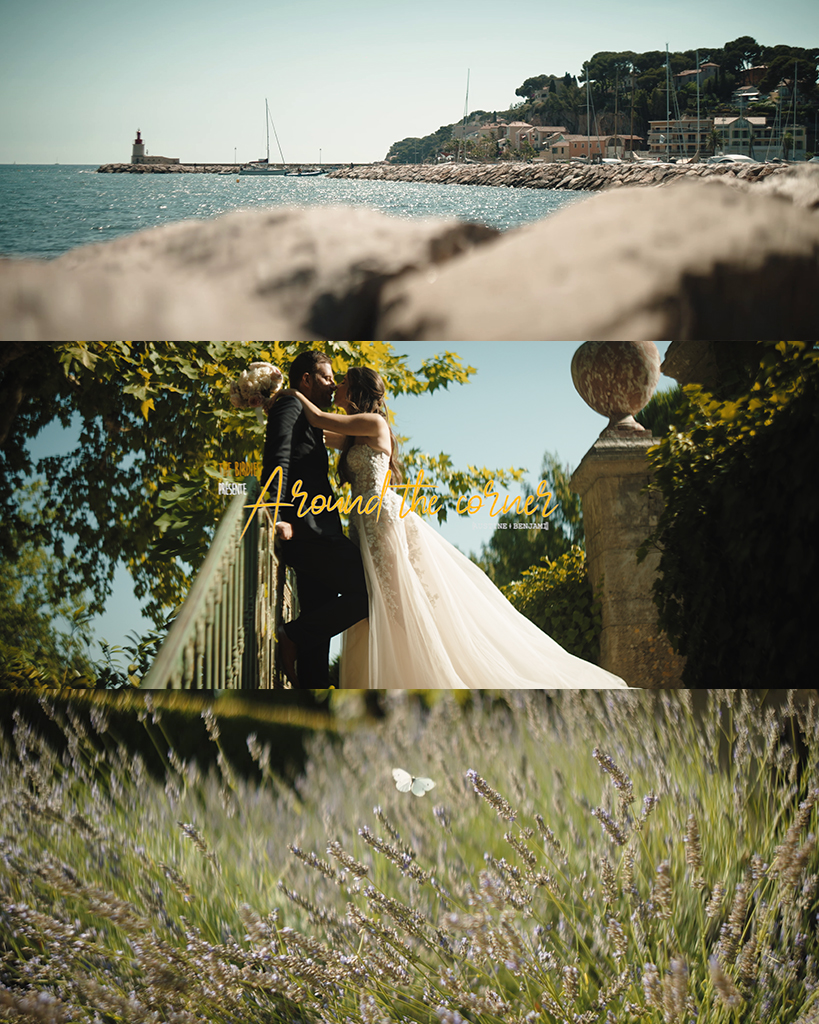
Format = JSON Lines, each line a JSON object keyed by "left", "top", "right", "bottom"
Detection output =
{"left": 0, "top": 164, "right": 586, "bottom": 260}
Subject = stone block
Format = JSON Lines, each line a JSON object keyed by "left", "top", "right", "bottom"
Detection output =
{"left": 581, "top": 477, "right": 655, "bottom": 539}
{"left": 588, "top": 535, "right": 654, "bottom": 578}
{"left": 597, "top": 597, "right": 660, "bottom": 631}
{"left": 571, "top": 436, "right": 657, "bottom": 492}
{"left": 589, "top": 548, "right": 658, "bottom": 605}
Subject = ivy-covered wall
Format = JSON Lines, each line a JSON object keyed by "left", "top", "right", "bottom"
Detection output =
{"left": 640, "top": 341, "right": 818, "bottom": 687}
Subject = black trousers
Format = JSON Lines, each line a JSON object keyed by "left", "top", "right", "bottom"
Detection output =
{"left": 280, "top": 533, "right": 369, "bottom": 686}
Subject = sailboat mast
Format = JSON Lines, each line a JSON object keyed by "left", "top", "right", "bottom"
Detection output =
{"left": 696, "top": 49, "right": 700, "bottom": 161}
{"left": 665, "top": 44, "right": 670, "bottom": 160}
{"left": 614, "top": 70, "right": 620, "bottom": 158}
{"left": 458, "top": 68, "right": 470, "bottom": 164}
{"left": 586, "top": 63, "right": 590, "bottom": 159}
{"left": 265, "top": 98, "right": 270, "bottom": 163}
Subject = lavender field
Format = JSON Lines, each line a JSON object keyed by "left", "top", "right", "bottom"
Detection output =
{"left": 1, "top": 690, "right": 817, "bottom": 1024}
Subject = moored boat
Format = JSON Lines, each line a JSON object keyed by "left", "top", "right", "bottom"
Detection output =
{"left": 285, "top": 167, "right": 326, "bottom": 176}
{"left": 240, "top": 161, "right": 288, "bottom": 175}
{"left": 239, "top": 100, "right": 288, "bottom": 175}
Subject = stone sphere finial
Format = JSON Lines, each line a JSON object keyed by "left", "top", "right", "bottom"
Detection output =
{"left": 571, "top": 341, "right": 662, "bottom": 436}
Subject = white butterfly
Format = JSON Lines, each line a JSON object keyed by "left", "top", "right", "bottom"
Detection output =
{"left": 392, "top": 768, "right": 436, "bottom": 797}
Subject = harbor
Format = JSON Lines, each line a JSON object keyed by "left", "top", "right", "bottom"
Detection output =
{"left": 95, "top": 156, "right": 802, "bottom": 192}
{"left": 96, "top": 128, "right": 803, "bottom": 191}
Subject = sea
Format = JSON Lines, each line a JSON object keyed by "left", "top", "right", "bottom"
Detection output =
{"left": 0, "top": 164, "right": 586, "bottom": 260}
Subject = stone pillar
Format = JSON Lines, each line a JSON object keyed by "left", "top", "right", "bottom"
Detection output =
{"left": 571, "top": 437, "right": 684, "bottom": 687}
{"left": 569, "top": 342, "right": 685, "bottom": 688}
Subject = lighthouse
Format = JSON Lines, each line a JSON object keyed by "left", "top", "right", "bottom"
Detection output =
{"left": 127, "top": 129, "right": 179, "bottom": 166}
{"left": 132, "top": 129, "right": 145, "bottom": 164}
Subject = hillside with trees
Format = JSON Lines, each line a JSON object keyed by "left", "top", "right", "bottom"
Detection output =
{"left": 385, "top": 37, "right": 819, "bottom": 163}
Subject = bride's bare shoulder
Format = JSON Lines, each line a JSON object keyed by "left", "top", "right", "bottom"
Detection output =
{"left": 356, "top": 438, "right": 391, "bottom": 457}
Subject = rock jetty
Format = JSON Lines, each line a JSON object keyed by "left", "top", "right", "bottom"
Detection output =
{"left": 96, "top": 163, "right": 327, "bottom": 175}
{"left": 328, "top": 159, "right": 797, "bottom": 191}
{"left": 3, "top": 167, "right": 818, "bottom": 341}
{"left": 98, "top": 163, "right": 243, "bottom": 174}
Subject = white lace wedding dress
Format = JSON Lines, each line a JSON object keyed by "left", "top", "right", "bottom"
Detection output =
{"left": 339, "top": 444, "right": 627, "bottom": 689}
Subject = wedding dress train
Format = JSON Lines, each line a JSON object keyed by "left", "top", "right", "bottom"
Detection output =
{"left": 339, "top": 444, "right": 627, "bottom": 689}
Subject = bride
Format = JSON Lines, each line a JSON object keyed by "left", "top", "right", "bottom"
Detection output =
{"left": 285, "top": 367, "right": 627, "bottom": 689}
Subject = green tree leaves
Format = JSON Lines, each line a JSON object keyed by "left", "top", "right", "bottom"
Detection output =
{"left": 474, "top": 452, "right": 581, "bottom": 588}
{"left": 0, "top": 342, "right": 519, "bottom": 634}
{"left": 471, "top": 452, "right": 602, "bottom": 661}
{"left": 0, "top": 483, "right": 96, "bottom": 688}
{"left": 639, "top": 342, "right": 819, "bottom": 686}
{"left": 515, "top": 75, "right": 552, "bottom": 101}
{"left": 636, "top": 385, "right": 686, "bottom": 437}
{"left": 502, "top": 546, "right": 602, "bottom": 661}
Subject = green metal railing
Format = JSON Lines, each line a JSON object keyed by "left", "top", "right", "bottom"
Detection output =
{"left": 141, "top": 477, "right": 297, "bottom": 689}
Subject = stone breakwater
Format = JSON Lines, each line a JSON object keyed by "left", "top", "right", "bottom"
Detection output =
{"left": 98, "top": 163, "right": 242, "bottom": 174}
{"left": 327, "top": 160, "right": 796, "bottom": 191}
{"left": 96, "top": 163, "right": 326, "bottom": 174}
{"left": 3, "top": 167, "right": 818, "bottom": 341}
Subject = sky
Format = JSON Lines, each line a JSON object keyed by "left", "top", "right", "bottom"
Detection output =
{"left": 25, "top": 342, "right": 676, "bottom": 664}
{"left": 1, "top": 0, "right": 816, "bottom": 165}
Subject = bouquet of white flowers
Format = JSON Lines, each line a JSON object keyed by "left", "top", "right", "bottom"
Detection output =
{"left": 229, "top": 362, "right": 284, "bottom": 412}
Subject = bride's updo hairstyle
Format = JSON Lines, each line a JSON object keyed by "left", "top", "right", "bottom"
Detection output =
{"left": 339, "top": 366, "right": 402, "bottom": 485}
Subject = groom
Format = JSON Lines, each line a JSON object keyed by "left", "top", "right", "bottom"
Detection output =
{"left": 261, "top": 350, "right": 368, "bottom": 687}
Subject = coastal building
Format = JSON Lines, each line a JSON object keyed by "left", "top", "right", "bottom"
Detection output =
{"left": 732, "top": 85, "right": 762, "bottom": 109}
{"left": 456, "top": 121, "right": 601, "bottom": 159}
{"left": 541, "top": 133, "right": 570, "bottom": 160}
{"left": 456, "top": 123, "right": 505, "bottom": 143}
{"left": 772, "top": 79, "right": 801, "bottom": 103}
{"left": 502, "top": 121, "right": 539, "bottom": 150}
{"left": 648, "top": 118, "right": 714, "bottom": 158}
{"left": 452, "top": 118, "right": 507, "bottom": 141}
{"left": 518, "top": 125, "right": 567, "bottom": 151}
{"left": 564, "top": 135, "right": 608, "bottom": 159}
{"left": 605, "top": 134, "right": 644, "bottom": 157}
{"left": 739, "top": 65, "right": 768, "bottom": 87}
{"left": 672, "top": 61, "right": 720, "bottom": 88}
{"left": 714, "top": 115, "right": 806, "bottom": 160}
{"left": 648, "top": 114, "right": 807, "bottom": 161}
{"left": 713, "top": 115, "right": 768, "bottom": 157}
{"left": 533, "top": 132, "right": 644, "bottom": 162}
{"left": 768, "top": 122, "right": 807, "bottom": 159}
{"left": 130, "top": 129, "right": 180, "bottom": 166}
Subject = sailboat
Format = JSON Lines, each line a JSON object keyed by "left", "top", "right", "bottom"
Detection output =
{"left": 239, "top": 99, "right": 288, "bottom": 175}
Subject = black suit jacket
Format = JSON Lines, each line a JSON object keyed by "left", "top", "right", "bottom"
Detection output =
{"left": 261, "top": 395, "right": 342, "bottom": 540}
